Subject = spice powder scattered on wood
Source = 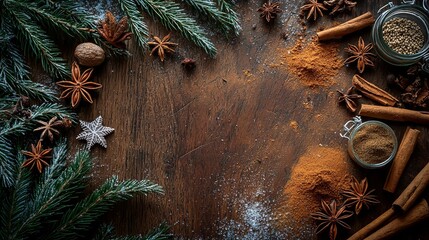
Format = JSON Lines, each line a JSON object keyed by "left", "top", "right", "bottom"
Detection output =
{"left": 282, "top": 40, "right": 343, "bottom": 87}
{"left": 352, "top": 123, "right": 395, "bottom": 164}
{"left": 275, "top": 146, "right": 353, "bottom": 234}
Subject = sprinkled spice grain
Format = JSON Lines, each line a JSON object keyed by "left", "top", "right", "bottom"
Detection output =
{"left": 382, "top": 17, "right": 424, "bottom": 55}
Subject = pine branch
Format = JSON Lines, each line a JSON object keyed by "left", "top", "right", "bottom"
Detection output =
{"left": 46, "top": 176, "right": 163, "bottom": 240}
{"left": 92, "top": 224, "right": 115, "bottom": 240}
{"left": 118, "top": 0, "right": 149, "bottom": 49}
{"left": 142, "top": 222, "right": 172, "bottom": 240}
{"left": 0, "top": 102, "right": 77, "bottom": 137}
{"left": 10, "top": 0, "right": 88, "bottom": 40}
{"left": 0, "top": 152, "right": 32, "bottom": 238}
{"left": 0, "top": 42, "right": 58, "bottom": 102}
{"left": 12, "top": 150, "right": 92, "bottom": 239}
{"left": 0, "top": 136, "right": 17, "bottom": 187}
{"left": 215, "top": 0, "right": 241, "bottom": 35}
{"left": 41, "top": 138, "right": 68, "bottom": 183}
{"left": 183, "top": 0, "right": 238, "bottom": 35}
{"left": 6, "top": 6, "right": 70, "bottom": 78}
{"left": 138, "top": 0, "right": 217, "bottom": 57}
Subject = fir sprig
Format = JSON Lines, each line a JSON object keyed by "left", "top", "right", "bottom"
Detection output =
{"left": 184, "top": 0, "right": 240, "bottom": 35}
{"left": 0, "top": 137, "right": 17, "bottom": 187}
{"left": 119, "top": 0, "right": 150, "bottom": 49}
{"left": 0, "top": 102, "right": 77, "bottom": 137}
{"left": 216, "top": 0, "right": 241, "bottom": 35}
{"left": 138, "top": 0, "right": 217, "bottom": 57}
{"left": 46, "top": 176, "right": 164, "bottom": 240}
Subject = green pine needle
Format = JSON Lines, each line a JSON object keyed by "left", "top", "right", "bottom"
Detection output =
{"left": 215, "top": 0, "right": 241, "bottom": 35}
{"left": 0, "top": 137, "right": 17, "bottom": 187}
{"left": 119, "top": 0, "right": 150, "bottom": 49}
{"left": 184, "top": 0, "right": 239, "bottom": 35}
{"left": 138, "top": 0, "right": 217, "bottom": 57}
{"left": 46, "top": 176, "right": 163, "bottom": 240}
{"left": 0, "top": 152, "right": 32, "bottom": 238}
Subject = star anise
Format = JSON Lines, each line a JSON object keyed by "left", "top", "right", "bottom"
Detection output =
{"left": 148, "top": 33, "right": 178, "bottom": 62}
{"left": 98, "top": 11, "right": 132, "bottom": 48}
{"left": 21, "top": 140, "right": 52, "bottom": 173}
{"left": 344, "top": 37, "right": 376, "bottom": 73}
{"left": 323, "top": 0, "right": 357, "bottom": 15}
{"left": 301, "top": 0, "right": 327, "bottom": 21}
{"left": 34, "top": 116, "right": 64, "bottom": 142}
{"left": 311, "top": 199, "right": 353, "bottom": 240}
{"left": 257, "top": 1, "right": 282, "bottom": 23}
{"left": 342, "top": 177, "right": 380, "bottom": 215}
{"left": 57, "top": 62, "right": 102, "bottom": 108}
{"left": 337, "top": 86, "right": 362, "bottom": 113}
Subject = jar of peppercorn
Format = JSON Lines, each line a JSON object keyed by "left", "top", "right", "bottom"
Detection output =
{"left": 371, "top": 0, "right": 429, "bottom": 67}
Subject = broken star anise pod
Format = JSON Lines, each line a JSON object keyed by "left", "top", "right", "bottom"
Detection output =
{"left": 21, "top": 140, "right": 52, "bottom": 173}
{"left": 98, "top": 10, "right": 132, "bottom": 49}
{"left": 337, "top": 86, "right": 362, "bottom": 113}
{"left": 342, "top": 177, "right": 380, "bottom": 215}
{"left": 57, "top": 62, "right": 102, "bottom": 108}
{"left": 257, "top": 0, "right": 282, "bottom": 23}
{"left": 148, "top": 33, "right": 178, "bottom": 62}
{"left": 182, "top": 58, "right": 196, "bottom": 70}
{"left": 301, "top": 0, "right": 327, "bottom": 21}
{"left": 311, "top": 199, "right": 353, "bottom": 240}
{"left": 344, "top": 37, "right": 376, "bottom": 73}
{"left": 323, "top": 0, "right": 357, "bottom": 15}
{"left": 34, "top": 116, "right": 64, "bottom": 142}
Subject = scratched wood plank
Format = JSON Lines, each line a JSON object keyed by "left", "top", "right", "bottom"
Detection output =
{"left": 66, "top": 0, "right": 429, "bottom": 238}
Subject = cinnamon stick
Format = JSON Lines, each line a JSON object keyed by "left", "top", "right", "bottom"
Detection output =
{"left": 347, "top": 208, "right": 395, "bottom": 240}
{"left": 393, "top": 162, "right": 429, "bottom": 212}
{"left": 365, "top": 199, "right": 429, "bottom": 240}
{"left": 359, "top": 104, "right": 429, "bottom": 124}
{"left": 384, "top": 127, "right": 420, "bottom": 193}
{"left": 352, "top": 75, "right": 399, "bottom": 106}
{"left": 317, "top": 12, "right": 375, "bottom": 41}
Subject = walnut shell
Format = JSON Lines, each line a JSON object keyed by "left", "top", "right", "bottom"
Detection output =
{"left": 74, "top": 42, "right": 105, "bottom": 67}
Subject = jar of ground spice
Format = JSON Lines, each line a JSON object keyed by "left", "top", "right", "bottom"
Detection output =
{"left": 341, "top": 117, "right": 398, "bottom": 169}
{"left": 371, "top": 1, "right": 429, "bottom": 67}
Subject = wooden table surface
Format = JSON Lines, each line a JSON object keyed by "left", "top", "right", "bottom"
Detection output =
{"left": 69, "top": 0, "right": 429, "bottom": 238}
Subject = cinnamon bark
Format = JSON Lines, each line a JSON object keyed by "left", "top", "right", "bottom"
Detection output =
{"left": 384, "top": 127, "right": 420, "bottom": 193}
{"left": 359, "top": 104, "right": 429, "bottom": 124}
{"left": 352, "top": 75, "right": 399, "bottom": 106}
{"left": 365, "top": 199, "right": 429, "bottom": 240}
{"left": 393, "top": 162, "right": 429, "bottom": 212}
{"left": 317, "top": 12, "right": 375, "bottom": 41}
{"left": 347, "top": 208, "right": 395, "bottom": 240}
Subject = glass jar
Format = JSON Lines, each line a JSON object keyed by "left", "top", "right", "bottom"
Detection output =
{"left": 340, "top": 117, "right": 398, "bottom": 169}
{"left": 371, "top": 0, "right": 429, "bottom": 67}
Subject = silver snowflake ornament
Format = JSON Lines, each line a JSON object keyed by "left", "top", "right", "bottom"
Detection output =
{"left": 77, "top": 116, "right": 114, "bottom": 149}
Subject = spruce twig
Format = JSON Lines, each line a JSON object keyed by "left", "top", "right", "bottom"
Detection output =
{"left": 216, "top": 0, "right": 241, "bottom": 35}
{"left": 138, "top": 0, "right": 217, "bottom": 57}
{"left": 46, "top": 176, "right": 164, "bottom": 240}
{"left": 118, "top": 0, "right": 150, "bottom": 49}
{"left": 184, "top": 0, "right": 240, "bottom": 35}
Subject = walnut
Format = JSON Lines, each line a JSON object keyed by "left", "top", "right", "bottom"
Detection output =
{"left": 74, "top": 42, "right": 105, "bottom": 67}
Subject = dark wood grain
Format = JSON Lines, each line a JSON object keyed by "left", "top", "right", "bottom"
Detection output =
{"left": 68, "top": 0, "right": 429, "bottom": 238}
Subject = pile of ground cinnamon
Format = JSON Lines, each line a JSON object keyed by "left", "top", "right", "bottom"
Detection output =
{"left": 276, "top": 146, "right": 353, "bottom": 230}
{"left": 282, "top": 40, "right": 343, "bottom": 87}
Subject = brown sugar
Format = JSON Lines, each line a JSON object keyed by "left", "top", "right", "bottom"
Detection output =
{"left": 352, "top": 123, "right": 395, "bottom": 164}
{"left": 282, "top": 39, "right": 343, "bottom": 87}
{"left": 276, "top": 146, "right": 353, "bottom": 232}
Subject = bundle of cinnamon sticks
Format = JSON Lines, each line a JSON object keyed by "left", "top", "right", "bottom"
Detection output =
{"left": 348, "top": 162, "right": 429, "bottom": 240}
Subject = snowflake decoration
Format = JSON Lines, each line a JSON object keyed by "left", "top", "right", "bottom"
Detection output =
{"left": 77, "top": 116, "right": 114, "bottom": 149}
